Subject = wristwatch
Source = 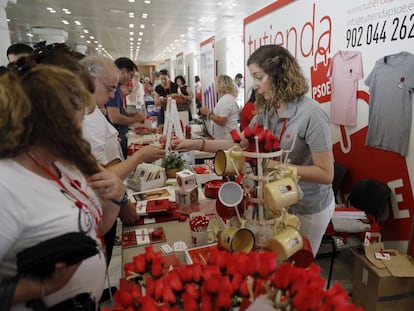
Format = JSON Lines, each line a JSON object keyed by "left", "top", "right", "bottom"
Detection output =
{"left": 111, "top": 191, "right": 129, "bottom": 208}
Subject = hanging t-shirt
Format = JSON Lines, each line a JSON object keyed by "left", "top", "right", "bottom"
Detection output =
{"left": 365, "top": 51, "right": 414, "bottom": 156}
{"left": 327, "top": 50, "right": 363, "bottom": 126}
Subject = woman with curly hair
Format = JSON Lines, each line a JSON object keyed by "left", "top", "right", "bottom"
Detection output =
{"left": 173, "top": 45, "right": 334, "bottom": 256}
{"left": 0, "top": 64, "right": 125, "bottom": 310}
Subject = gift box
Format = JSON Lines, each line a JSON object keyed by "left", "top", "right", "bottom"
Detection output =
{"left": 176, "top": 169, "right": 197, "bottom": 191}
{"left": 175, "top": 186, "right": 198, "bottom": 207}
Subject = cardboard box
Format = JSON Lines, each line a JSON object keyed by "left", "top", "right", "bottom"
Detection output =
{"left": 351, "top": 247, "right": 414, "bottom": 311}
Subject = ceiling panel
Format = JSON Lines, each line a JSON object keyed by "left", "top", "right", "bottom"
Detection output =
{"left": 6, "top": 0, "right": 276, "bottom": 63}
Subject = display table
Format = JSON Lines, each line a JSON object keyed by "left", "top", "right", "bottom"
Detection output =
{"left": 122, "top": 220, "right": 192, "bottom": 266}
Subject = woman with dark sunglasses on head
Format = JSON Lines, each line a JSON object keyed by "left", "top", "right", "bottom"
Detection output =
{"left": 0, "top": 62, "right": 125, "bottom": 310}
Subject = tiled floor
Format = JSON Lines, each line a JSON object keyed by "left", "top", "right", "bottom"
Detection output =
{"left": 99, "top": 222, "right": 356, "bottom": 308}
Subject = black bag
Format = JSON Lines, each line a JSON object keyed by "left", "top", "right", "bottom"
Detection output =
{"left": 17, "top": 232, "right": 99, "bottom": 280}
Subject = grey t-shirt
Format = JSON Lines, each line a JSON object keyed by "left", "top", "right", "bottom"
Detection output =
{"left": 365, "top": 51, "right": 414, "bottom": 156}
{"left": 250, "top": 96, "right": 334, "bottom": 215}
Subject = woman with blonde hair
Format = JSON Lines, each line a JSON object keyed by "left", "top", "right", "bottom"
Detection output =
{"left": 199, "top": 74, "right": 240, "bottom": 139}
{"left": 0, "top": 63, "right": 125, "bottom": 310}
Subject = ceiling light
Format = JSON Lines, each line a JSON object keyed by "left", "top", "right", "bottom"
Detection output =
{"left": 46, "top": 7, "right": 54, "bottom": 11}
{"left": 129, "top": 12, "right": 134, "bottom": 18}
{"left": 140, "top": 24, "right": 145, "bottom": 29}
{"left": 129, "top": 24, "right": 134, "bottom": 28}
{"left": 130, "top": 37, "right": 133, "bottom": 41}
{"left": 94, "top": 40, "right": 98, "bottom": 43}
{"left": 27, "top": 33, "right": 33, "bottom": 37}
{"left": 129, "top": 31, "right": 134, "bottom": 35}
{"left": 128, "top": 0, "right": 135, "bottom": 2}
{"left": 138, "top": 37, "right": 142, "bottom": 41}
{"left": 62, "top": 20, "right": 69, "bottom": 25}
{"left": 89, "top": 36, "right": 95, "bottom": 39}
{"left": 142, "top": 13, "right": 148, "bottom": 18}
{"left": 86, "top": 40, "right": 91, "bottom": 43}
{"left": 74, "top": 21, "right": 81, "bottom": 26}
{"left": 139, "top": 32, "right": 143, "bottom": 36}
{"left": 83, "top": 29, "right": 89, "bottom": 33}
{"left": 98, "top": 44, "right": 102, "bottom": 47}
{"left": 144, "top": 0, "right": 151, "bottom": 3}
{"left": 6, "top": 18, "right": 10, "bottom": 22}
{"left": 64, "top": 11, "right": 71, "bottom": 15}
{"left": 80, "top": 35, "right": 85, "bottom": 38}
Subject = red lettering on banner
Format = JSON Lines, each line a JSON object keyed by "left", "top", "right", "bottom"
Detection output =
{"left": 310, "top": 58, "right": 332, "bottom": 104}
{"left": 246, "top": 3, "right": 332, "bottom": 65}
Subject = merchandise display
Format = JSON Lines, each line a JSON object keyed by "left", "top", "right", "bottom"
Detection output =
{"left": 365, "top": 51, "right": 414, "bottom": 156}
{"left": 327, "top": 50, "right": 363, "bottom": 127}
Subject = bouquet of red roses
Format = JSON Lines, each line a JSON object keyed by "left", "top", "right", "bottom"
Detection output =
{"left": 103, "top": 246, "right": 362, "bottom": 311}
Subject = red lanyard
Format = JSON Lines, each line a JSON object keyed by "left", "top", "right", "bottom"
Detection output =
{"left": 26, "top": 151, "right": 102, "bottom": 225}
{"left": 279, "top": 118, "right": 289, "bottom": 143}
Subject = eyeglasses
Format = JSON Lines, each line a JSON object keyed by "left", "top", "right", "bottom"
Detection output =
{"left": 96, "top": 78, "right": 117, "bottom": 95}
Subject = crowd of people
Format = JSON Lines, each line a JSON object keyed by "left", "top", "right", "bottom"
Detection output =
{"left": 0, "top": 42, "right": 335, "bottom": 310}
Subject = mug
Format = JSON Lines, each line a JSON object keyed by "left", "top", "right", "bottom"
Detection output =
{"left": 214, "top": 146, "right": 244, "bottom": 176}
{"left": 284, "top": 213, "right": 301, "bottom": 231}
{"left": 266, "top": 225, "right": 303, "bottom": 260}
{"left": 264, "top": 176, "right": 299, "bottom": 212}
{"left": 218, "top": 181, "right": 244, "bottom": 207}
{"left": 191, "top": 230, "right": 209, "bottom": 247}
{"left": 218, "top": 227, "right": 255, "bottom": 253}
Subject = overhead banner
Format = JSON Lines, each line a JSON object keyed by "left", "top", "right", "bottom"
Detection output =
{"left": 175, "top": 52, "right": 184, "bottom": 77}
{"left": 200, "top": 36, "right": 216, "bottom": 110}
{"left": 245, "top": 0, "right": 414, "bottom": 254}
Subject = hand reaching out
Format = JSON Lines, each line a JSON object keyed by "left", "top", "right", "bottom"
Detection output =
{"left": 87, "top": 170, "right": 125, "bottom": 201}
{"left": 136, "top": 145, "right": 166, "bottom": 163}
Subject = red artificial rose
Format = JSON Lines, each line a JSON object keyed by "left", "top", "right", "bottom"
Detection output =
{"left": 203, "top": 274, "right": 221, "bottom": 295}
{"left": 230, "top": 272, "right": 243, "bottom": 292}
{"left": 263, "top": 137, "right": 275, "bottom": 152}
{"left": 162, "top": 283, "right": 177, "bottom": 305}
{"left": 238, "top": 276, "right": 250, "bottom": 297}
{"left": 291, "top": 282, "right": 324, "bottom": 311}
{"left": 133, "top": 254, "right": 146, "bottom": 274}
{"left": 271, "top": 263, "right": 295, "bottom": 289}
{"left": 273, "top": 138, "right": 280, "bottom": 151}
{"left": 182, "top": 292, "right": 199, "bottom": 311}
{"left": 177, "top": 265, "right": 193, "bottom": 283}
{"left": 230, "top": 129, "right": 242, "bottom": 143}
{"left": 244, "top": 125, "right": 253, "bottom": 138}
{"left": 215, "top": 250, "right": 229, "bottom": 271}
{"left": 166, "top": 270, "right": 184, "bottom": 293}
{"left": 200, "top": 293, "right": 214, "bottom": 311}
{"left": 184, "top": 283, "right": 200, "bottom": 300}
{"left": 322, "top": 283, "right": 352, "bottom": 308}
{"left": 191, "top": 263, "right": 203, "bottom": 283}
{"left": 123, "top": 262, "right": 135, "bottom": 277}
{"left": 257, "top": 252, "right": 277, "bottom": 278}
{"left": 153, "top": 278, "right": 164, "bottom": 301}
{"left": 145, "top": 277, "right": 156, "bottom": 297}
{"left": 139, "top": 296, "right": 159, "bottom": 311}
{"left": 144, "top": 245, "right": 156, "bottom": 262}
{"left": 150, "top": 253, "right": 163, "bottom": 278}
{"left": 216, "top": 289, "right": 232, "bottom": 310}
{"left": 114, "top": 290, "right": 134, "bottom": 307}
{"left": 253, "top": 278, "right": 267, "bottom": 297}
{"left": 235, "top": 252, "right": 250, "bottom": 276}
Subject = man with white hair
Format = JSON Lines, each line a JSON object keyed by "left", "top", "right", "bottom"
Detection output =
{"left": 80, "top": 55, "right": 165, "bottom": 272}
